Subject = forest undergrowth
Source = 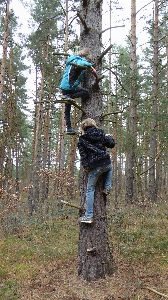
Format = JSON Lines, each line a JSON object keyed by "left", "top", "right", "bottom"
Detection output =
{"left": 0, "top": 193, "right": 168, "bottom": 300}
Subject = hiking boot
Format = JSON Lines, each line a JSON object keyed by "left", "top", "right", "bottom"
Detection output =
{"left": 79, "top": 216, "right": 93, "bottom": 224}
{"left": 102, "top": 189, "right": 111, "bottom": 195}
{"left": 66, "top": 127, "right": 76, "bottom": 134}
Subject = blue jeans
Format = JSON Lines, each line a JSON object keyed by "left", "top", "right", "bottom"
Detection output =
{"left": 85, "top": 164, "right": 113, "bottom": 218}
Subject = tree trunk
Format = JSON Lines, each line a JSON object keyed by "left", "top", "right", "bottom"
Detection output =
{"left": 148, "top": 0, "right": 159, "bottom": 201}
{"left": 0, "top": 1, "right": 9, "bottom": 175}
{"left": 41, "top": 108, "right": 50, "bottom": 203}
{"left": 78, "top": 0, "right": 115, "bottom": 281}
{"left": 125, "top": 0, "right": 137, "bottom": 203}
{"left": 0, "top": 0, "right": 9, "bottom": 108}
{"left": 28, "top": 44, "right": 47, "bottom": 214}
{"left": 28, "top": 72, "right": 38, "bottom": 215}
{"left": 69, "top": 108, "right": 78, "bottom": 177}
{"left": 59, "top": 0, "right": 68, "bottom": 171}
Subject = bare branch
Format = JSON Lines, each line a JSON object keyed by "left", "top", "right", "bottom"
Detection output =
{"left": 100, "top": 25, "right": 125, "bottom": 36}
{"left": 56, "top": 99, "right": 86, "bottom": 114}
{"left": 105, "top": 66, "right": 128, "bottom": 93}
{"left": 139, "top": 146, "right": 165, "bottom": 176}
{"left": 136, "top": 0, "right": 154, "bottom": 15}
{"left": 60, "top": 200, "right": 81, "bottom": 210}
{"left": 77, "top": 11, "right": 90, "bottom": 33}
{"left": 95, "top": 0, "right": 103, "bottom": 8}
{"left": 60, "top": 200, "right": 85, "bottom": 214}
{"left": 69, "top": 15, "right": 78, "bottom": 27}
{"left": 144, "top": 286, "right": 168, "bottom": 298}
{"left": 58, "top": 1, "right": 66, "bottom": 15}
{"left": 92, "top": 75, "right": 104, "bottom": 89}
{"left": 34, "top": 99, "right": 86, "bottom": 115}
{"left": 97, "top": 44, "right": 113, "bottom": 62}
{"left": 53, "top": 52, "right": 69, "bottom": 56}
{"left": 100, "top": 106, "right": 128, "bottom": 120}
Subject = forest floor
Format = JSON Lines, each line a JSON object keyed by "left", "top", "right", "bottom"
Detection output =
{"left": 18, "top": 251, "right": 168, "bottom": 300}
{"left": 0, "top": 199, "right": 168, "bottom": 300}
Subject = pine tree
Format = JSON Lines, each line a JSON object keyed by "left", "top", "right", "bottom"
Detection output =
{"left": 125, "top": 0, "right": 138, "bottom": 203}
{"left": 0, "top": 4, "right": 30, "bottom": 191}
{"left": 26, "top": 0, "right": 63, "bottom": 214}
{"left": 78, "top": 0, "right": 115, "bottom": 281}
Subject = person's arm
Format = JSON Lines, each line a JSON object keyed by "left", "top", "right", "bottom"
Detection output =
{"left": 90, "top": 66, "right": 97, "bottom": 78}
{"left": 74, "top": 57, "right": 92, "bottom": 68}
{"left": 77, "top": 140, "right": 89, "bottom": 170}
{"left": 104, "top": 134, "right": 115, "bottom": 148}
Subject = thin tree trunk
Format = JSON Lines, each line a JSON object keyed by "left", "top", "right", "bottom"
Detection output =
{"left": 125, "top": 0, "right": 137, "bottom": 203}
{"left": 28, "top": 65, "right": 38, "bottom": 215}
{"left": 59, "top": 0, "right": 68, "bottom": 170}
{"left": 41, "top": 108, "right": 50, "bottom": 202}
{"left": 6, "top": 48, "right": 13, "bottom": 181}
{"left": 0, "top": 1, "right": 10, "bottom": 175}
{"left": 42, "top": 74, "right": 52, "bottom": 205}
{"left": 0, "top": 0, "right": 9, "bottom": 108}
{"left": 69, "top": 107, "right": 78, "bottom": 177}
{"left": 28, "top": 43, "right": 47, "bottom": 214}
{"left": 148, "top": 0, "right": 159, "bottom": 201}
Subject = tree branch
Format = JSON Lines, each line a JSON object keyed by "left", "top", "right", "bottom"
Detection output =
{"left": 60, "top": 200, "right": 81, "bottom": 210}
{"left": 53, "top": 52, "right": 69, "bottom": 56}
{"left": 139, "top": 146, "right": 165, "bottom": 176}
{"left": 105, "top": 66, "right": 128, "bottom": 93}
{"left": 95, "top": 0, "right": 103, "bottom": 8}
{"left": 136, "top": 0, "right": 154, "bottom": 15}
{"left": 100, "top": 25, "right": 125, "bottom": 37}
{"left": 97, "top": 44, "right": 113, "bottom": 62}
{"left": 100, "top": 106, "right": 128, "bottom": 120}
{"left": 60, "top": 200, "right": 85, "bottom": 214}
{"left": 144, "top": 286, "right": 168, "bottom": 298}
{"left": 34, "top": 99, "right": 86, "bottom": 115}
{"left": 55, "top": 99, "right": 86, "bottom": 114}
{"left": 77, "top": 11, "right": 90, "bottom": 33}
{"left": 92, "top": 75, "right": 104, "bottom": 89}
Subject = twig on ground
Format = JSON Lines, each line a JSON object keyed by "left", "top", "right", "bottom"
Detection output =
{"left": 144, "top": 286, "right": 168, "bottom": 298}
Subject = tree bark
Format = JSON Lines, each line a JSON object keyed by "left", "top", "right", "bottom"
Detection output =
{"left": 125, "top": 0, "right": 137, "bottom": 203}
{"left": 0, "top": 1, "right": 10, "bottom": 176}
{"left": 0, "top": 0, "right": 9, "bottom": 109}
{"left": 78, "top": 0, "right": 115, "bottom": 281}
{"left": 148, "top": 0, "right": 159, "bottom": 201}
{"left": 59, "top": 0, "right": 68, "bottom": 171}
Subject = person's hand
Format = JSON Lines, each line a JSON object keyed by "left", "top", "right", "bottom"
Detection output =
{"left": 105, "top": 134, "right": 112, "bottom": 137}
{"left": 91, "top": 67, "right": 97, "bottom": 75}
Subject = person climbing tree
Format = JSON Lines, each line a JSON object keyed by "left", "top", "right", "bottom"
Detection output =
{"left": 77, "top": 118, "right": 115, "bottom": 223}
{"left": 60, "top": 48, "right": 97, "bottom": 134}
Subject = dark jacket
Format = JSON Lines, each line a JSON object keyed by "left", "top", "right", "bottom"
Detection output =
{"left": 60, "top": 55, "right": 92, "bottom": 91}
{"left": 77, "top": 126, "right": 115, "bottom": 169}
